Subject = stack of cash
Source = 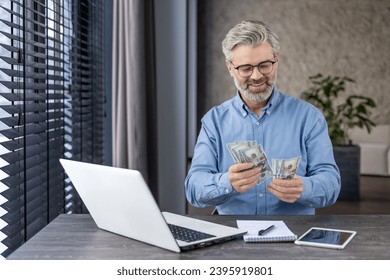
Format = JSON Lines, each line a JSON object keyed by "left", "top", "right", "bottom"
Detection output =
{"left": 226, "top": 140, "right": 273, "bottom": 184}
{"left": 272, "top": 157, "right": 301, "bottom": 179}
{"left": 226, "top": 140, "right": 300, "bottom": 183}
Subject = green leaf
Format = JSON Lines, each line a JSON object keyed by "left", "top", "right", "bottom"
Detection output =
{"left": 301, "top": 73, "right": 376, "bottom": 145}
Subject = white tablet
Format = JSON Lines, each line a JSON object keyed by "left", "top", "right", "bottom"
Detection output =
{"left": 294, "top": 227, "right": 356, "bottom": 250}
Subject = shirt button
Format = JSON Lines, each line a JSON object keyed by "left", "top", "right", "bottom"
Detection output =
{"left": 256, "top": 121, "right": 260, "bottom": 125}
{"left": 225, "top": 188, "right": 230, "bottom": 194}
{"left": 259, "top": 193, "right": 264, "bottom": 198}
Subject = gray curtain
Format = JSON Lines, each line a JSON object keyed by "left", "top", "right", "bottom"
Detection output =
{"left": 111, "top": 0, "right": 157, "bottom": 194}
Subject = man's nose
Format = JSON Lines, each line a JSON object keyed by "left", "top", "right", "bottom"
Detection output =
{"left": 250, "top": 66, "right": 263, "bottom": 79}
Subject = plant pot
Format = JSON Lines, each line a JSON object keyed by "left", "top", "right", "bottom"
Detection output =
{"left": 333, "top": 145, "right": 360, "bottom": 201}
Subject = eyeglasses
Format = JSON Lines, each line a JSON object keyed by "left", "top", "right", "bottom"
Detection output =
{"left": 230, "top": 58, "right": 278, "bottom": 78}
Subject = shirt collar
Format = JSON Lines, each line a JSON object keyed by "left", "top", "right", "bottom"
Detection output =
{"left": 233, "top": 87, "right": 280, "bottom": 118}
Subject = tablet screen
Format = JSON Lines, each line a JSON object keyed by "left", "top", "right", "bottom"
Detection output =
{"left": 295, "top": 227, "right": 356, "bottom": 249}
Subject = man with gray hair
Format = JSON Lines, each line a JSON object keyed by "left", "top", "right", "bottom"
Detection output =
{"left": 185, "top": 20, "right": 340, "bottom": 215}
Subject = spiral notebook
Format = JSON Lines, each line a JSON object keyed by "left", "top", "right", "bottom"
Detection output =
{"left": 236, "top": 220, "right": 297, "bottom": 242}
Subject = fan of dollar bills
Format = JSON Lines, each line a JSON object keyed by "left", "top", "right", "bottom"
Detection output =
{"left": 226, "top": 140, "right": 301, "bottom": 184}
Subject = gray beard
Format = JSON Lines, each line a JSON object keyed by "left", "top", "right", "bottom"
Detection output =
{"left": 234, "top": 76, "right": 276, "bottom": 103}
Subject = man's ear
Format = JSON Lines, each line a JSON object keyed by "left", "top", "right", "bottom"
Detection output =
{"left": 225, "top": 60, "right": 234, "bottom": 77}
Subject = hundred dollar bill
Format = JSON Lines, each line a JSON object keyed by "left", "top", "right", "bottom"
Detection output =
{"left": 239, "top": 145, "right": 273, "bottom": 184}
{"left": 226, "top": 140, "right": 257, "bottom": 163}
{"left": 272, "top": 158, "right": 282, "bottom": 178}
{"left": 272, "top": 156, "right": 301, "bottom": 179}
{"left": 280, "top": 156, "right": 301, "bottom": 179}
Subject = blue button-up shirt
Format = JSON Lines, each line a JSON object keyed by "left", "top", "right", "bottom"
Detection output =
{"left": 185, "top": 88, "right": 340, "bottom": 215}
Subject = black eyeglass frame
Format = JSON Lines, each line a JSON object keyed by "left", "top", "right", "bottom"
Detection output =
{"left": 230, "top": 56, "right": 278, "bottom": 78}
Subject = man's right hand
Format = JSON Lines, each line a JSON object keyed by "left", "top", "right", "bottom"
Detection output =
{"left": 228, "top": 162, "right": 261, "bottom": 193}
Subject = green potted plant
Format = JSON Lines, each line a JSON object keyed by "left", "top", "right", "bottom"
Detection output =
{"left": 302, "top": 73, "right": 376, "bottom": 201}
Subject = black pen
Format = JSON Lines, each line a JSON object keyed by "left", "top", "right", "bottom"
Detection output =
{"left": 258, "top": 225, "right": 275, "bottom": 236}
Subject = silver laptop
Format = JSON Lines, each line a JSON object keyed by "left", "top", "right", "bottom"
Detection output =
{"left": 59, "top": 159, "right": 246, "bottom": 252}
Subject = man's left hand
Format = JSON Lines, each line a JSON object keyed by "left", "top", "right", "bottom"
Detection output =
{"left": 266, "top": 175, "right": 303, "bottom": 203}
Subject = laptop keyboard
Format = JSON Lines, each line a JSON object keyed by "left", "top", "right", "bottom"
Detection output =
{"left": 168, "top": 223, "right": 216, "bottom": 243}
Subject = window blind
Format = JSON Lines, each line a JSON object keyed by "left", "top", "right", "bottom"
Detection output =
{"left": 0, "top": 0, "right": 105, "bottom": 258}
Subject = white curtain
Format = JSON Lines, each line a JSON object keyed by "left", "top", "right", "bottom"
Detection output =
{"left": 112, "top": 0, "right": 150, "bottom": 179}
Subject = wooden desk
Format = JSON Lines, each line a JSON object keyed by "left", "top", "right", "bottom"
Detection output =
{"left": 7, "top": 214, "right": 390, "bottom": 260}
